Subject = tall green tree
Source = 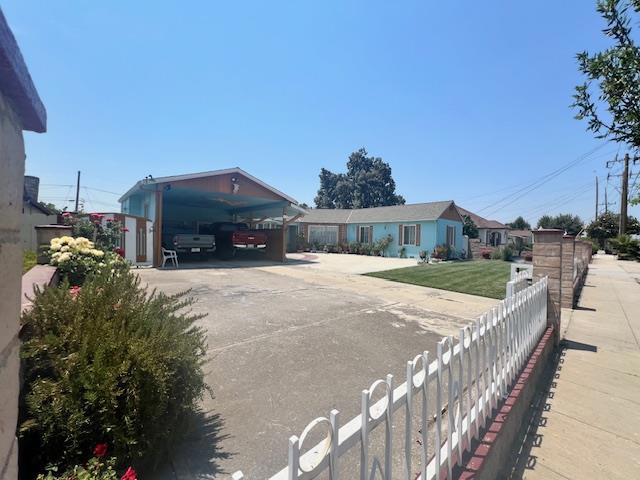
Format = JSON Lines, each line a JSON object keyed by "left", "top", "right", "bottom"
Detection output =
{"left": 506, "top": 216, "right": 531, "bottom": 230}
{"left": 572, "top": 0, "right": 640, "bottom": 203}
{"left": 314, "top": 148, "right": 405, "bottom": 209}
{"left": 587, "top": 211, "right": 640, "bottom": 245}
{"left": 462, "top": 215, "right": 479, "bottom": 238}
{"left": 536, "top": 214, "right": 584, "bottom": 235}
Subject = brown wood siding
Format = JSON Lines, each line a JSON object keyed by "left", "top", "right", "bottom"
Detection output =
{"left": 163, "top": 172, "right": 283, "bottom": 201}
{"left": 416, "top": 224, "right": 421, "bottom": 246}
{"left": 339, "top": 224, "right": 347, "bottom": 244}
{"left": 440, "top": 203, "right": 464, "bottom": 222}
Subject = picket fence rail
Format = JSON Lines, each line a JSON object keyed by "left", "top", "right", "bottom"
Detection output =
{"left": 233, "top": 276, "right": 548, "bottom": 480}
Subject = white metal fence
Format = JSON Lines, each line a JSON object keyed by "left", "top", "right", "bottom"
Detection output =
{"left": 233, "top": 276, "right": 548, "bottom": 480}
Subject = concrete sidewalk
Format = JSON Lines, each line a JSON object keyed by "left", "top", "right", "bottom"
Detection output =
{"left": 515, "top": 254, "right": 640, "bottom": 479}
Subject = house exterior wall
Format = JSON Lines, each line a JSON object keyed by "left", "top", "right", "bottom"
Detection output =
{"left": 301, "top": 218, "right": 463, "bottom": 258}
{"left": 122, "top": 190, "right": 156, "bottom": 221}
{"left": 436, "top": 218, "right": 465, "bottom": 254}
{"left": 0, "top": 89, "right": 28, "bottom": 480}
{"left": 21, "top": 205, "right": 57, "bottom": 251}
{"left": 478, "top": 228, "right": 508, "bottom": 246}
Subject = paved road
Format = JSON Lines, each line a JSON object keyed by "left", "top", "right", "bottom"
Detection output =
{"left": 137, "top": 254, "right": 497, "bottom": 478}
{"left": 513, "top": 255, "right": 640, "bottom": 479}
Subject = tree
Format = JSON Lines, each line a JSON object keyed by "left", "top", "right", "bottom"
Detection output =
{"left": 572, "top": 0, "right": 640, "bottom": 203}
{"left": 314, "top": 148, "right": 405, "bottom": 208}
{"left": 41, "top": 202, "right": 61, "bottom": 214}
{"left": 536, "top": 214, "right": 584, "bottom": 235}
{"left": 462, "top": 215, "right": 479, "bottom": 238}
{"left": 587, "top": 211, "right": 640, "bottom": 246}
{"left": 506, "top": 216, "right": 531, "bottom": 230}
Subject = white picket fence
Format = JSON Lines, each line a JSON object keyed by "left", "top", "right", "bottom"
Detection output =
{"left": 233, "top": 276, "right": 549, "bottom": 480}
{"left": 505, "top": 269, "right": 531, "bottom": 298}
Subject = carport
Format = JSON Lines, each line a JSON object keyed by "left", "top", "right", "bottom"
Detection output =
{"left": 119, "top": 168, "right": 305, "bottom": 266}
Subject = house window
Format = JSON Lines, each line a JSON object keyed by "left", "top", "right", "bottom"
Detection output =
{"left": 359, "top": 225, "right": 372, "bottom": 244}
{"left": 403, "top": 225, "right": 417, "bottom": 245}
{"left": 446, "top": 225, "right": 456, "bottom": 248}
{"left": 308, "top": 225, "right": 339, "bottom": 245}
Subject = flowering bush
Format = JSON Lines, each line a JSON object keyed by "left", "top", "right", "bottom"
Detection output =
{"left": 36, "top": 444, "right": 137, "bottom": 480}
{"left": 62, "top": 213, "right": 124, "bottom": 252}
{"left": 481, "top": 248, "right": 492, "bottom": 259}
{"left": 432, "top": 244, "right": 451, "bottom": 260}
{"left": 48, "top": 236, "right": 126, "bottom": 285}
{"left": 20, "top": 269, "right": 209, "bottom": 475}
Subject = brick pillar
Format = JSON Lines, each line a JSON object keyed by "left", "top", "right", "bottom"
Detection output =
{"left": 532, "top": 229, "right": 564, "bottom": 343}
{"left": 561, "top": 235, "right": 575, "bottom": 309}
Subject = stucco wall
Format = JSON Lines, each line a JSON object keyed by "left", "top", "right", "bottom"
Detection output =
{"left": 0, "top": 89, "right": 26, "bottom": 480}
{"left": 346, "top": 220, "right": 458, "bottom": 258}
{"left": 436, "top": 218, "right": 464, "bottom": 255}
{"left": 21, "top": 205, "right": 57, "bottom": 251}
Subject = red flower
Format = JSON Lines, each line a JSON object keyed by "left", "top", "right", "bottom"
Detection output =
{"left": 106, "top": 217, "right": 114, "bottom": 222}
{"left": 122, "top": 228, "right": 129, "bottom": 232}
{"left": 69, "top": 286, "right": 82, "bottom": 299}
{"left": 121, "top": 466, "right": 137, "bottom": 480}
{"left": 114, "top": 247, "right": 125, "bottom": 257}
{"left": 93, "top": 443, "right": 108, "bottom": 458}
{"left": 62, "top": 212, "right": 72, "bottom": 217}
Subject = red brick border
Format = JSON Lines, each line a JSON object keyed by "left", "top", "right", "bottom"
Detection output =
{"left": 457, "top": 326, "right": 555, "bottom": 479}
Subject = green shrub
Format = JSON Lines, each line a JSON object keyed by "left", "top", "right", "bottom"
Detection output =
{"left": 19, "top": 269, "right": 209, "bottom": 475}
{"left": 610, "top": 235, "right": 639, "bottom": 258}
{"left": 491, "top": 248, "right": 502, "bottom": 260}
{"left": 501, "top": 245, "right": 514, "bottom": 261}
{"left": 373, "top": 234, "right": 393, "bottom": 256}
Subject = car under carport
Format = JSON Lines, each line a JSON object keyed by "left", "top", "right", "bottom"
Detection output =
{"left": 119, "top": 168, "right": 305, "bottom": 266}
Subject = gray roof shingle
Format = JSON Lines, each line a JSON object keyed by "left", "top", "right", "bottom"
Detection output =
{"left": 299, "top": 201, "right": 456, "bottom": 224}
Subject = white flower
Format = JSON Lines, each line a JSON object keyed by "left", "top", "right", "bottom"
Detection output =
{"left": 91, "top": 250, "right": 104, "bottom": 257}
{"left": 58, "top": 252, "right": 72, "bottom": 263}
{"left": 50, "top": 244, "right": 61, "bottom": 252}
{"left": 60, "top": 246, "right": 70, "bottom": 252}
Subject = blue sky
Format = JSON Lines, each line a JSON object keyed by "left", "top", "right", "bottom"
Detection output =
{"left": 4, "top": 0, "right": 639, "bottom": 224}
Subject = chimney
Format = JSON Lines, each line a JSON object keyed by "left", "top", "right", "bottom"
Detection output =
{"left": 24, "top": 175, "right": 39, "bottom": 203}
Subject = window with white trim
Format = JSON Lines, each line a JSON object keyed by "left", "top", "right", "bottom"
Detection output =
{"left": 308, "top": 225, "right": 339, "bottom": 245}
{"left": 359, "top": 225, "right": 372, "bottom": 244}
{"left": 446, "top": 225, "right": 456, "bottom": 247}
{"left": 403, "top": 224, "right": 417, "bottom": 245}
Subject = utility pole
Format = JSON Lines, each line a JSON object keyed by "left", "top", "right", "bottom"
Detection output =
{"left": 620, "top": 154, "right": 629, "bottom": 235}
{"left": 606, "top": 153, "right": 639, "bottom": 235}
{"left": 74, "top": 170, "right": 81, "bottom": 213}
{"left": 595, "top": 175, "right": 599, "bottom": 220}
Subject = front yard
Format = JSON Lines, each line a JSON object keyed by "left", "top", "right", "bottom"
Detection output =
{"left": 366, "top": 260, "right": 512, "bottom": 299}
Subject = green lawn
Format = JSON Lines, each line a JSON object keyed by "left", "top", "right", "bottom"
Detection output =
{"left": 366, "top": 260, "right": 512, "bottom": 299}
{"left": 23, "top": 250, "right": 37, "bottom": 273}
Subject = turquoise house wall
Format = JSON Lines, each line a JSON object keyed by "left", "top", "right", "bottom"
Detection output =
{"left": 121, "top": 191, "right": 156, "bottom": 221}
{"left": 436, "top": 218, "right": 465, "bottom": 255}
{"left": 346, "top": 221, "right": 444, "bottom": 258}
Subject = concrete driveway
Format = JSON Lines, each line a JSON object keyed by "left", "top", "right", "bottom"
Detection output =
{"left": 139, "top": 254, "right": 498, "bottom": 478}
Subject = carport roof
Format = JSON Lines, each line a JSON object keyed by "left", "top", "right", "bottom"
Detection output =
{"left": 119, "top": 167, "right": 300, "bottom": 205}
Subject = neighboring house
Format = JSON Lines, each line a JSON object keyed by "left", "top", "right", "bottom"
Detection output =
{"left": 456, "top": 206, "right": 508, "bottom": 247}
{"left": 22, "top": 175, "right": 57, "bottom": 251}
{"left": 297, "top": 201, "right": 464, "bottom": 258}
{"left": 508, "top": 229, "right": 533, "bottom": 246}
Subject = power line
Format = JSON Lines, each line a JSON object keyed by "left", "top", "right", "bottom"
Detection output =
{"left": 477, "top": 143, "right": 610, "bottom": 217}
